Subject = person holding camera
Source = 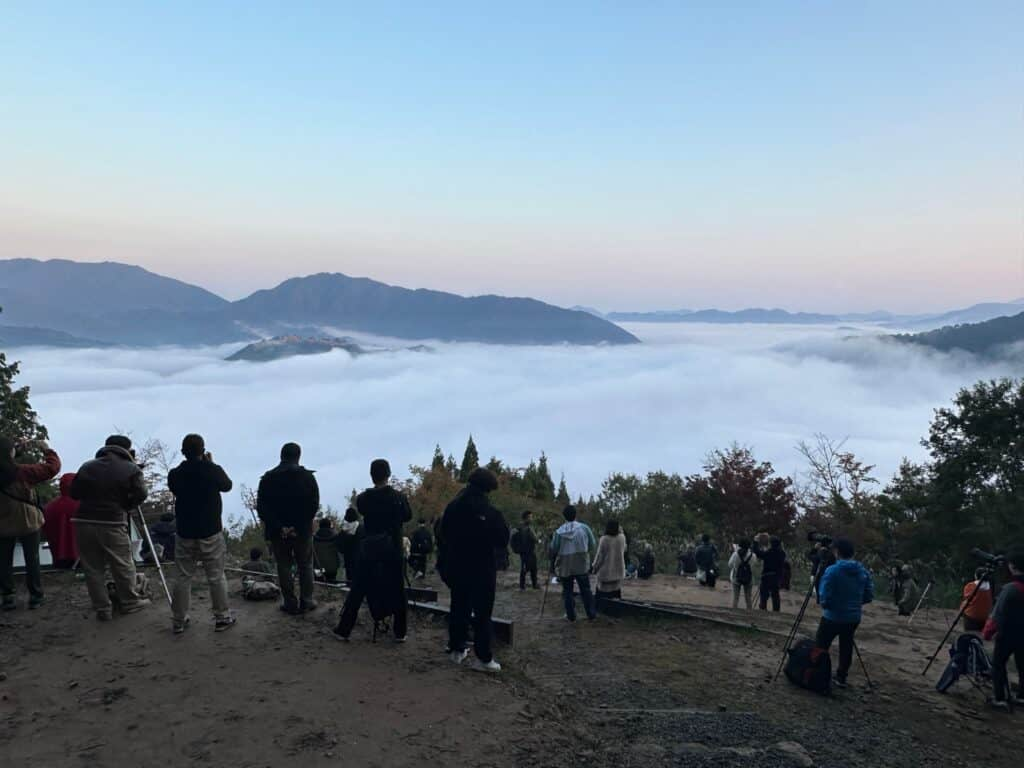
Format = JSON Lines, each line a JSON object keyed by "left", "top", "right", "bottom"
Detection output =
{"left": 815, "top": 537, "right": 874, "bottom": 688}
{"left": 983, "top": 548, "right": 1024, "bottom": 709}
{"left": 257, "top": 442, "right": 320, "bottom": 615}
{"left": 71, "top": 435, "right": 150, "bottom": 620}
{"left": 0, "top": 437, "right": 61, "bottom": 610}
{"left": 752, "top": 533, "right": 787, "bottom": 612}
{"left": 167, "top": 434, "right": 235, "bottom": 635}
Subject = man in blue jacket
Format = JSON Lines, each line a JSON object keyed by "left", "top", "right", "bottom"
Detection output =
{"left": 815, "top": 537, "right": 874, "bottom": 688}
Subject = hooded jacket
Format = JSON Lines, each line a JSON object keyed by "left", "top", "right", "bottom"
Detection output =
{"left": 440, "top": 484, "right": 510, "bottom": 583}
{"left": 42, "top": 473, "right": 79, "bottom": 562}
{"left": 818, "top": 558, "right": 875, "bottom": 623}
{"left": 167, "top": 457, "right": 232, "bottom": 540}
{"left": 313, "top": 526, "right": 341, "bottom": 572}
{"left": 71, "top": 446, "right": 147, "bottom": 524}
{"left": 986, "top": 575, "right": 1024, "bottom": 644}
{"left": 549, "top": 521, "right": 597, "bottom": 578}
{"left": 0, "top": 449, "right": 62, "bottom": 537}
{"left": 256, "top": 461, "right": 319, "bottom": 538}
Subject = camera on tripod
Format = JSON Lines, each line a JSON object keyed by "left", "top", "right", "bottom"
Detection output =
{"left": 970, "top": 548, "right": 1006, "bottom": 568}
{"left": 807, "top": 531, "right": 833, "bottom": 547}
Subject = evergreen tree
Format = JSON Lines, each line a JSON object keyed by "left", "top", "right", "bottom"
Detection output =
{"left": 445, "top": 454, "right": 458, "bottom": 478}
{"left": 556, "top": 474, "right": 570, "bottom": 505}
{"left": 431, "top": 444, "right": 446, "bottom": 472}
{"left": 459, "top": 435, "right": 480, "bottom": 482}
{"left": 0, "top": 307, "right": 49, "bottom": 447}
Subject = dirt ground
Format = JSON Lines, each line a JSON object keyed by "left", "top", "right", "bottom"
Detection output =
{"left": 1, "top": 567, "right": 1022, "bottom": 768}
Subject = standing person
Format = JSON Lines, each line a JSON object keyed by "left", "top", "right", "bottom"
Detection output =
{"left": 313, "top": 518, "right": 342, "bottom": 583}
{"left": 984, "top": 547, "right": 1024, "bottom": 710}
{"left": 694, "top": 534, "right": 719, "bottom": 588}
{"left": 166, "top": 434, "right": 235, "bottom": 635}
{"left": 549, "top": 505, "right": 597, "bottom": 622}
{"left": 438, "top": 468, "right": 509, "bottom": 672}
{"left": 337, "top": 507, "right": 363, "bottom": 584}
{"left": 961, "top": 568, "right": 994, "bottom": 632}
{"left": 815, "top": 538, "right": 874, "bottom": 689}
{"left": 512, "top": 510, "right": 539, "bottom": 590}
{"left": 71, "top": 435, "right": 150, "bottom": 620}
{"left": 409, "top": 519, "right": 434, "bottom": 579}
{"left": 896, "top": 565, "right": 921, "bottom": 617}
{"left": 591, "top": 518, "right": 627, "bottom": 601}
{"left": 0, "top": 438, "right": 61, "bottom": 610}
{"left": 257, "top": 443, "right": 319, "bottom": 615}
{"left": 752, "top": 534, "right": 787, "bottom": 612}
{"left": 333, "top": 459, "right": 412, "bottom": 642}
{"left": 42, "top": 473, "right": 79, "bottom": 570}
{"left": 729, "top": 539, "right": 755, "bottom": 610}
{"left": 808, "top": 542, "right": 835, "bottom": 599}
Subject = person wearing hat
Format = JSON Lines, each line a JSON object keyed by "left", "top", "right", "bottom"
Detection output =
{"left": 815, "top": 537, "right": 874, "bottom": 688}
{"left": 71, "top": 435, "right": 150, "bottom": 620}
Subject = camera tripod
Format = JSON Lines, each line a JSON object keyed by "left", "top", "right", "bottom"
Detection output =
{"left": 773, "top": 563, "right": 873, "bottom": 690}
{"left": 921, "top": 568, "right": 992, "bottom": 676}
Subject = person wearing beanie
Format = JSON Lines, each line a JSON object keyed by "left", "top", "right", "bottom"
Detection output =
{"left": 71, "top": 435, "right": 150, "bottom": 620}
{"left": 815, "top": 537, "right": 874, "bottom": 688}
{"left": 438, "top": 468, "right": 510, "bottom": 672}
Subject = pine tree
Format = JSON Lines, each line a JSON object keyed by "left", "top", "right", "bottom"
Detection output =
{"left": 535, "top": 452, "right": 556, "bottom": 500}
{"left": 431, "top": 444, "right": 446, "bottom": 472}
{"left": 445, "top": 454, "right": 458, "bottom": 478}
{"left": 556, "top": 474, "right": 570, "bottom": 505}
{"left": 459, "top": 435, "right": 480, "bottom": 482}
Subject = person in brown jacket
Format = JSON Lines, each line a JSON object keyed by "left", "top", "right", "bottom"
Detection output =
{"left": 0, "top": 437, "right": 61, "bottom": 610}
{"left": 71, "top": 435, "right": 150, "bottom": 620}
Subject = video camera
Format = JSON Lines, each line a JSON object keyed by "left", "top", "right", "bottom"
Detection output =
{"left": 970, "top": 548, "right": 1006, "bottom": 567}
{"left": 807, "top": 531, "right": 833, "bottom": 547}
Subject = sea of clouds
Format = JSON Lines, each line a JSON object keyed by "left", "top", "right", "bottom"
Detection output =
{"left": 13, "top": 323, "right": 1013, "bottom": 522}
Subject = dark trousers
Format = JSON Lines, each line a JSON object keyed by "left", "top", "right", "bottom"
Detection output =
{"left": 991, "top": 635, "right": 1024, "bottom": 702}
{"left": 272, "top": 534, "right": 315, "bottom": 609}
{"left": 816, "top": 618, "right": 859, "bottom": 681}
{"left": 409, "top": 553, "right": 427, "bottom": 575}
{"left": 759, "top": 575, "right": 781, "bottom": 612}
{"left": 0, "top": 532, "right": 43, "bottom": 600}
{"left": 336, "top": 559, "right": 407, "bottom": 639}
{"left": 561, "top": 574, "right": 596, "bottom": 621}
{"left": 449, "top": 576, "right": 496, "bottom": 662}
{"left": 343, "top": 553, "right": 358, "bottom": 584}
{"left": 519, "top": 552, "right": 538, "bottom": 589}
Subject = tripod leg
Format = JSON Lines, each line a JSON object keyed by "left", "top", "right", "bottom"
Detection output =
{"left": 922, "top": 577, "right": 987, "bottom": 675}
{"left": 853, "top": 640, "right": 874, "bottom": 691}
{"left": 135, "top": 509, "right": 172, "bottom": 607}
{"left": 774, "top": 577, "right": 816, "bottom": 682}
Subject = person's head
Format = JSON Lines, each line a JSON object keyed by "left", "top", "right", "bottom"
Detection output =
{"left": 521, "top": 510, "right": 533, "bottom": 524}
{"left": 319, "top": 518, "right": 333, "bottom": 530}
{"left": 344, "top": 506, "right": 359, "bottom": 522}
{"left": 467, "top": 467, "right": 498, "bottom": 493}
{"left": 900, "top": 564, "right": 913, "bottom": 578}
{"left": 701, "top": 533, "right": 710, "bottom": 545}
{"left": 105, "top": 434, "right": 133, "bottom": 452}
{"left": 181, "top": 433, "right": 205, "bottom": 460}
{"left": 370, "top": 458, "right": 391, "bottom": 485}
{"left": 249, "top": 547, "right": 263, "bottom": 561}
{"left": 832, "top": 537, "right": 855, "bottom": 560}
{"left": 606, "top": 519, "right": 620, "bottom": 537}
{"left": 280, "top": 442, "right": 301, "bottom": 463}
{"left": 737, "top": 538, "right": 751, "bottom": 551}
{"left": 1007, "top": 547, "right": 1024, "bottom": 576}
{"left": 0, "top": 436, "right": 16, "bottom": 486}
{"left": 562, "top": 504, "right": 578, "bottom": 522}
{"left": 769, "top": 536, "right": 781, "bottom": 550}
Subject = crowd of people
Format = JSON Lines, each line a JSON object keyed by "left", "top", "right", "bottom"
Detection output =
{"left": 1, "top": 432, "right": 1022, "bottom": 700}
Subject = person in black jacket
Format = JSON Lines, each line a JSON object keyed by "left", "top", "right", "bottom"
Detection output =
{"left": 753, "top": 533, "right": 787, "bottom": 612}
{"left": 694, "top": 534, "right": 719, "bottom": 588}
{"left": 440, "top": 468, "right": 510, "bottom": 673}
{"left": 257, "top": 443, "right": 320, "bottom": 615}
{"left": 409, "top": 519, "right": 434, "bottom": 579}
{"left": 333, "top": 459, "right": 412, "bottom": 642}
{"left": 513, "top": 510, "right": 539, "bottom": 590}
{"left": 167, "top": 434, "right": 235, "bottom": 634}
{"left": 986, "top": 548, "right": 1024, "bottom": 710}
{"left": 337, "top": 507, "right": 363, "bottom": 583}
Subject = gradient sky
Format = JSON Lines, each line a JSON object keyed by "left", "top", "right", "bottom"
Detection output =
{"left": 2, "top": 2, "right": 1022, "bottom": 312}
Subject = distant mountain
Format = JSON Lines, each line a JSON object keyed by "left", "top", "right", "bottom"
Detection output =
{"left": 606, "top": 308, "right": 838, "bottom": 324}
{"left": 896, "top": 311, "right": 1024, "bottom": 358}
{"left": 232, "top": 273, "right": 638, "bottom": 345}
{"left": 893, "top": 300, "right": 1024, "bottom": 331}
{"left": 0, "top": 259, "right": 637, "bottom": 347}
{"left": 0, "top": 324, "right": 111, "bottom": 348}
{"left": 227, "top": 335, "right": 368, "bottom": 362}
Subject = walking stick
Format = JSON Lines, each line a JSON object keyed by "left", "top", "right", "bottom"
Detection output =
{"left": 135, "top": 508, "right": 172, "bottom": 607}
{"left": 907, "top": 581, "right": 933, "bottom": 626}
{"left": 539, "top": 565, "right": 554, "bottom": 618}
{"left": 853, "top": 640, "right": 874, "bottom": 690}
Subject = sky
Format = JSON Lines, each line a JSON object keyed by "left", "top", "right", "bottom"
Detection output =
{"left": 17, "top": 322, "right": 1018, "bottom": 524}
{"left": 2, "top": 2, "right": 1022, "bottom": 312}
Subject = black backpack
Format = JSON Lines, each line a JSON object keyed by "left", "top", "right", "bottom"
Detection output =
{"left": 736, "top": 553, "right": 753, "bottom": 586}
{"left": 510, "top": 529, "right": 523, "bottom": 555}
{"left": 784, "top": 638, "right": 832, "bottom": 695}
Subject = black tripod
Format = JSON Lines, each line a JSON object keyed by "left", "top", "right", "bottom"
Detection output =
{"left": 921, "top": 568, "right": 992, "bottom": 676}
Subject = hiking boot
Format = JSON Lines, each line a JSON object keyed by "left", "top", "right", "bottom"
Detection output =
{"left": 331, "top": 626, "right": 350, "bottom": 642}
{"left": 300, "top": 601, "right": 318, "bottom": 613}
{"left": 2, "top": 596, "right": 15, "bottom": 611}
{"left": 281, "top": 603, "right": 302, "bottom": 616}
{"left": 96, "top": 610, "right": 113, "bottom": 622}
{"left": 450, "top": 649, "right": 469, "bottom": 665}
{"left": 470, "top": 658, "right": 502, "bottom": 674}
{"left": 214, "top": 616, "right": 237, "bottom": 633}
{"left": 832, "top": 677, "right": 848, "bottom": 690}
{"left": 173, "top": 617, "right": 191, "bottom": 635}
{"left": 121, "top": 598, "right": 151, "bottom": 615}
{"left": 28, "top": 595, "right": 44, "bottom": 610}
{"left": 990, "top": 698, "right": 1010, "bottom": 712}
{"left": 394, "top": 635, "right": 407, "bottom": 644}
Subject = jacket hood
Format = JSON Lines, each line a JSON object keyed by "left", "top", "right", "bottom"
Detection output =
{"left": 314, "top": 527, "right": 336, "bottom": 541}
{"left": 59, "top": 473, "right": 76, "bottom": 496}
{"left": 264, "top": 461, "right": 314, "bottom": 477}
{"left": 95, "top": 445, "right": 134, "bottom": 462}
{"left": 832, "top": 559, "right": 867, "bottom": 576}
{"left": 557, "top": 521, "right": 584, "bottom": 535}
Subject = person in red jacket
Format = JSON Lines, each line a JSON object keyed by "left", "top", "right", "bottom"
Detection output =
{"left": 43, "top": 474, "right": 79, "bottom": 569}
{"left": 0, "top": 437, "right": 62, "bottom": 610}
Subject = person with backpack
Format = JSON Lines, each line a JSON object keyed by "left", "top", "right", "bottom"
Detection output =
{"left": 256, "top": 442, "right": 320, "bottom": 615}
{"left": 729, "top": 539, "right": 755, "bottom": 610}
{"left": 337, "top": 507, "right": 363, "bottom": 583}
{"left": 984, "top": 547, "right": 1024, "bottom": 710}
{"left": 409, "top": 519, "right": 434, "bottom": 579}
{"left": 550, "top": 505, "right": 597, "bottom": 622}
{"left": 438, "top": 468, "right": 510, "bottom": 672}
{"left": 694, "top": 534, "right": 719, "bottom": 588}
{"left": 333, "top": 459, "right": 412, "bottom": 643}
{"left": 752, "top": 533, "right": 787, "bottom": 612}
{"left": 511, "top": 510, "right": 539, "bottom": 590}
{"left": 815, "top": 537, "right": 874, "bottom": 689}
{"left": 167, "top": 434, "right": 235, "bottom": 634}
{"left": 0, "top": 437, "right": 61, "bottom": 611}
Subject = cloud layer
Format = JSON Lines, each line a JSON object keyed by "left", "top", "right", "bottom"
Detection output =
{"left": 15, "top": 324, "right": 1010, "bottom": 522}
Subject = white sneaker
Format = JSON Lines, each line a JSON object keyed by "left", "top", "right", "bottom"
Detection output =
{"left": 450, "top": 649, "right": 469, "bottom": 665}
{"left": 470, "top": 658, "right": 501, "bottom": 674}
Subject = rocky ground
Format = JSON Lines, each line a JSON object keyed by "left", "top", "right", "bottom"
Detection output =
{"left": 1, "top": 568, "right": 1021, "bottom": 767}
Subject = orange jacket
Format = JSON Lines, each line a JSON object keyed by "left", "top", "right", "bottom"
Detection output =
{"left": 961, "top": 580, "right": 993, "bottom": 623}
